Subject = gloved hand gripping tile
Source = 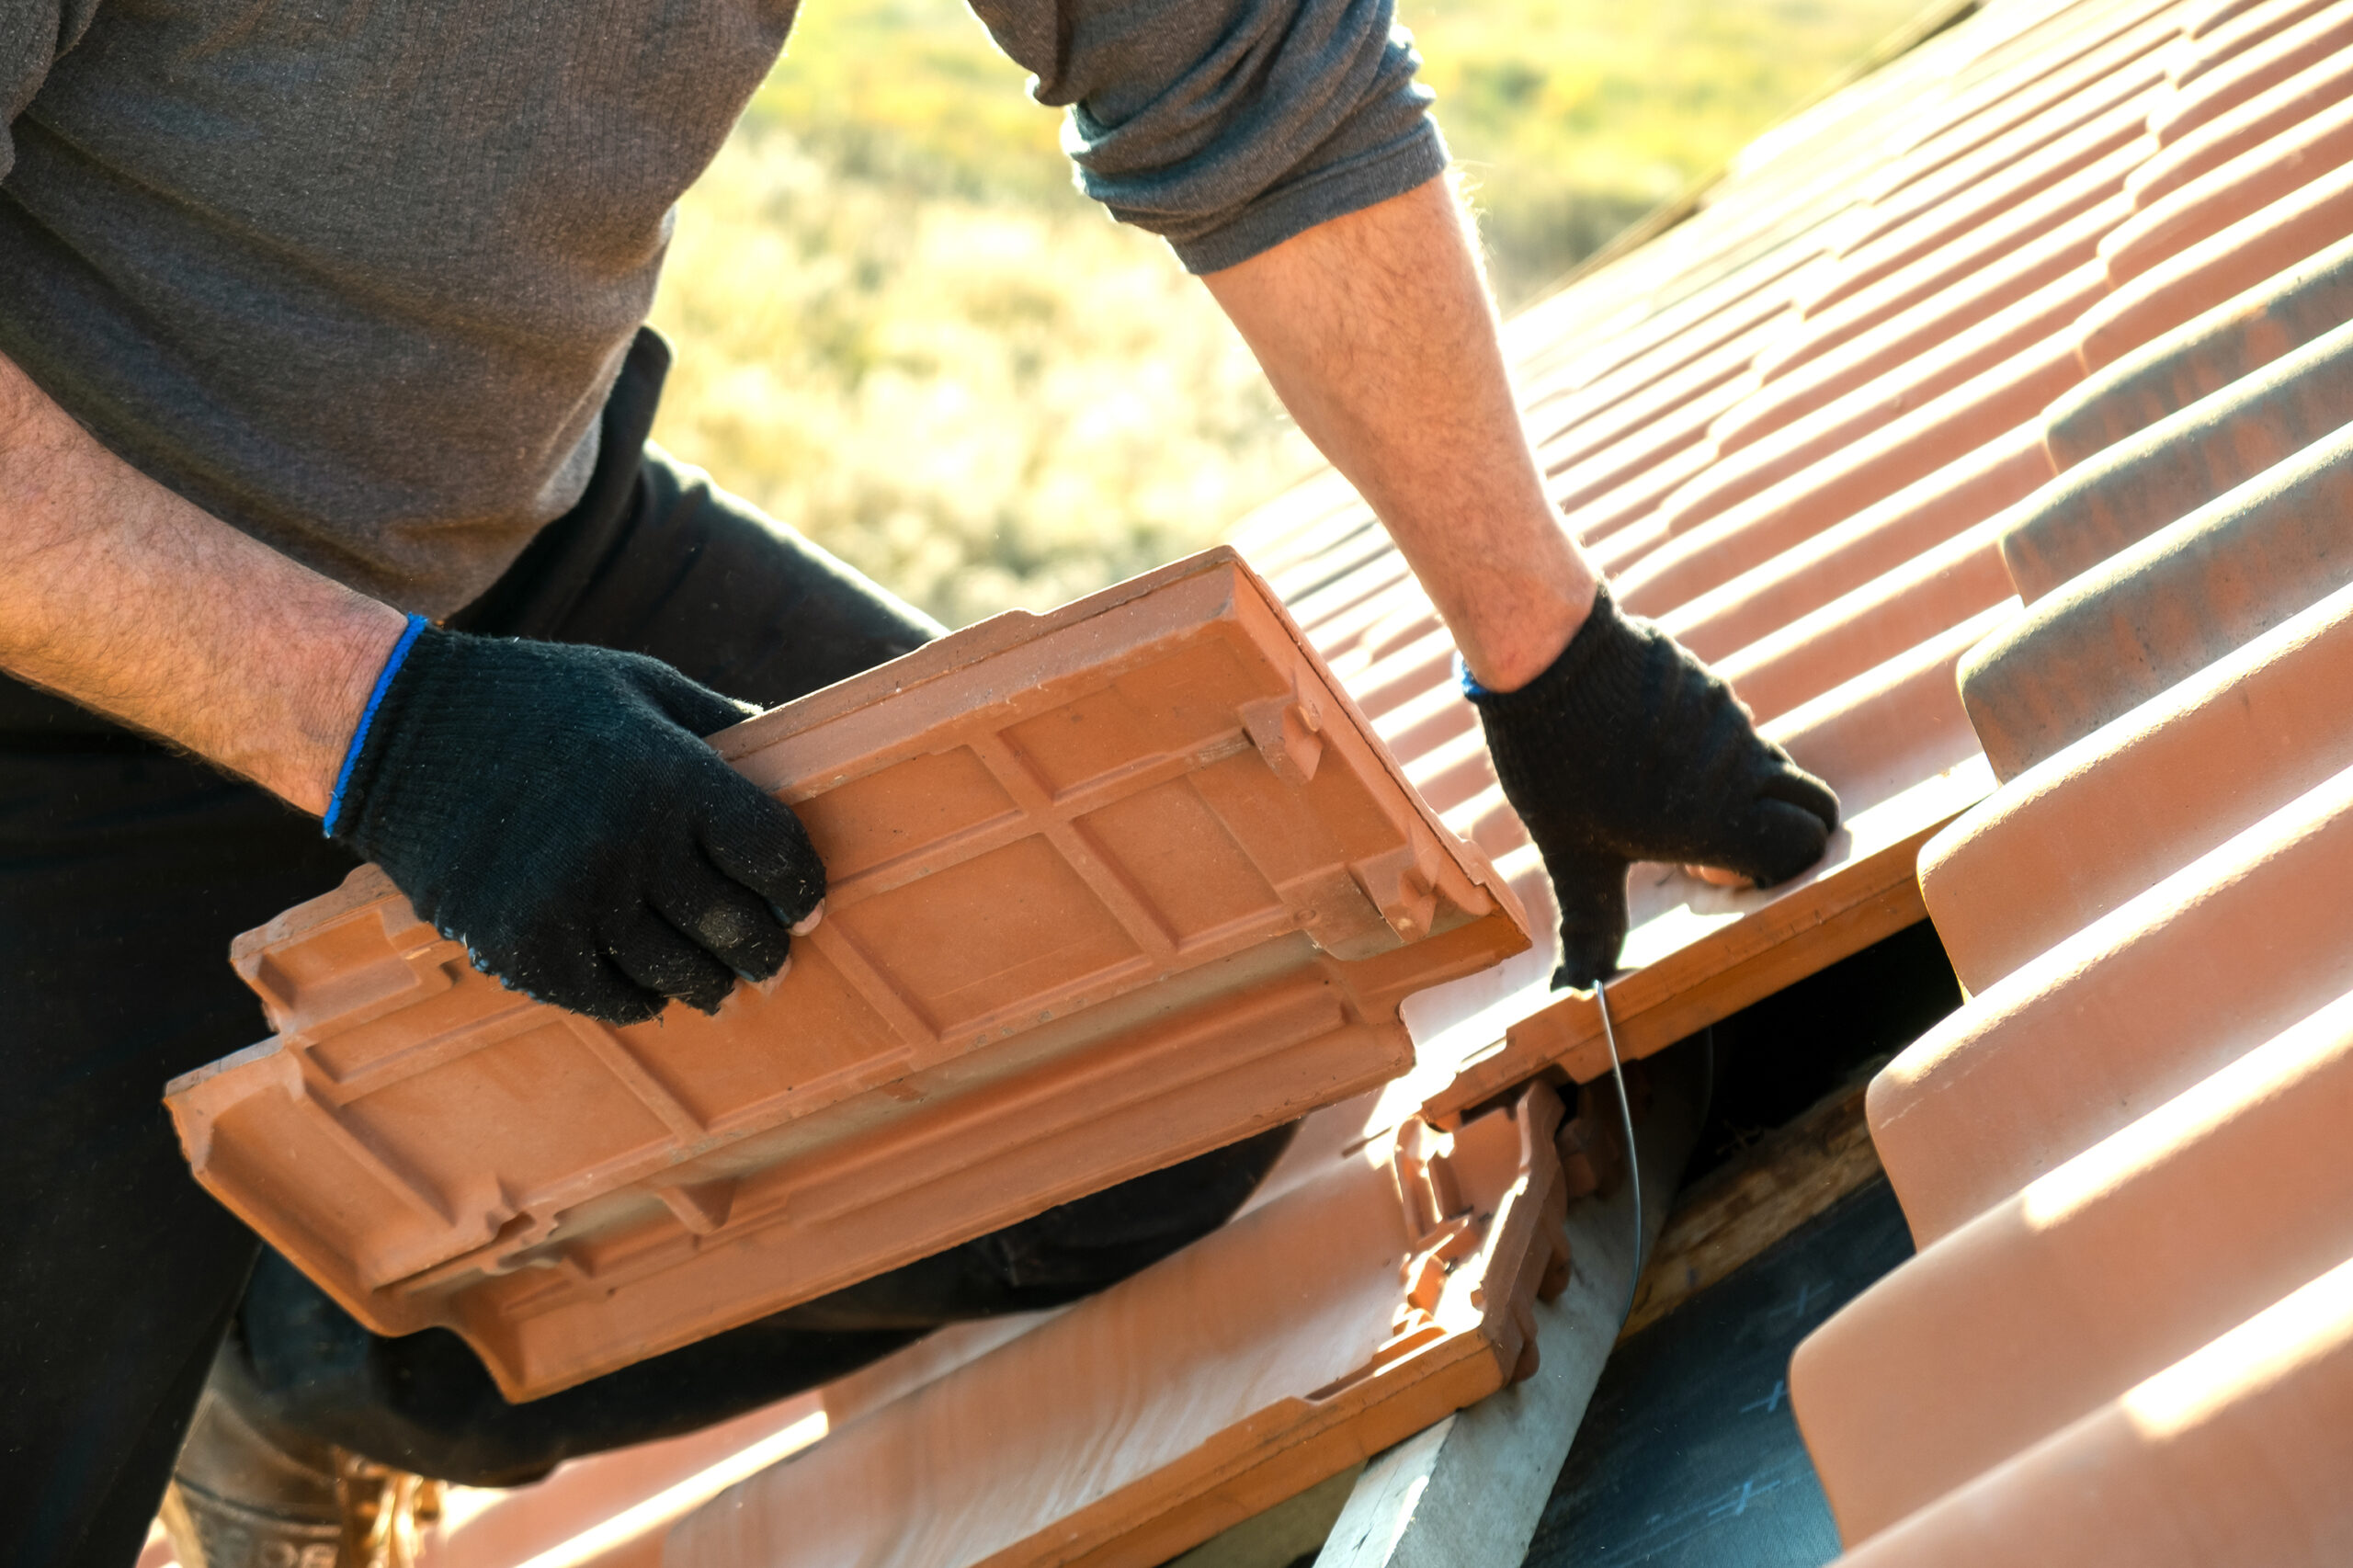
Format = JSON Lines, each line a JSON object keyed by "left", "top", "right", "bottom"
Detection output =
{"left": 1419, "top": 599, "right": 2003, "bottom": 1123}
{"left": 1467, "top": 584, "right": 1841, "bottom": 993}
{"left": 164, "top": 548, "right": 1529, "bottom": 1402}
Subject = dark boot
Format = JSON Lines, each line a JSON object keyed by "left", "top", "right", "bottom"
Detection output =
{"left": 161, "top": 1356, "right": 441, "bottom": 1568}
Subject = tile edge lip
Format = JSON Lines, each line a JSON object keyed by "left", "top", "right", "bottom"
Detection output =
{"left": 710, "top": 548, "right": 1247, "bottom": 762}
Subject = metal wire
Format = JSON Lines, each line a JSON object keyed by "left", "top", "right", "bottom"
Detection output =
{"left": 1592, "top": 975, "right": 1644, "bottom": 1315}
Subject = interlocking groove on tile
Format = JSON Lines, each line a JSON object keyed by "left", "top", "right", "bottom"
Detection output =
{"left": 666, "top": 1087, "right": 1574, "bottom": 1568}
{"left": 166, "top": 548, "right": 1529, "bottom": 1400}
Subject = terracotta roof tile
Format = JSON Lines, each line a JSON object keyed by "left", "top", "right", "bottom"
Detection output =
{"left": 1885, "top": 756, "right": 2353, "bottom": 1234}
{"left": 1714, "top": 204, "right": 2116, "bottom": 454}
{"left": 666, "top": 1089, "right": 1574, "bottom": 1568}
{"left": 1921, "top": 578, "right": 2353, "bottom": 989}
{"left": 1663, "top": 423, "right": 2047, "bottom": 664}
{"left": 2166, "top": 0, "right": 2349, "bottom": 95}
{"left": 1786, "top": 42, "right": 2353, "bottom": 1517}
{"left": 2075, "top": 146, "right": 2353, "bottom": 362}
{"left": 2132, "top": 23, "right": 2353, "bottom": 200}
{"left": 1799, "top": 78, "right": 2162, "bottom": 331}
{"left": 2043, "top": 226, "right": 2353, "bottom": 458}
{"left": 1960, "top": 415, "right": 2353, "bottom": 777}
{"left": 1830, "top": 1253, "right": 2353, "bottom": 1566}
{"left": 2005, "top": 312, "right": 2353, "bottom": 603}
{"left": 2104, "top": 84, "right": 2353, "bottom": 278}
{"left": 1802, "top": 990, "right": 2353, "bottom": 1543}
{"left": 169, "top": 550, "right": 1528, "bottom": 1402}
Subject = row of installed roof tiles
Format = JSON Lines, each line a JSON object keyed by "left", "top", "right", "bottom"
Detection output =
{"left": 1412, "top": 0, "right": 2353, "bottom": 1551}
{"left": 1790, "top": 105, "right": 2353, "bottom": 1568}
{"left": 399, "top": 0, "right": 2353, "bottom": 1558}
{"left": 1273, "top": 0, "right": 2353, "bottom": 1125}
{"left": 405, "top": 8, "right": 1993, "bottom": 1559}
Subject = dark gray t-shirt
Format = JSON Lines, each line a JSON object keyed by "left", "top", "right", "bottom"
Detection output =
{"left": 0, "top": 0, "right": 1440, "bottom": 614}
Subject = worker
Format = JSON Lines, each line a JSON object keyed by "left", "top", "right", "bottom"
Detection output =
{"left": 0, "top": 0, "right": 1839, "bottom": 1561}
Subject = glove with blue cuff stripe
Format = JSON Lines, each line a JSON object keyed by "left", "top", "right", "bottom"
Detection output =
{"left": 1466, "top": 585, "right": 1841, "bottom": 991}
{"left": 324, "top": 619, "right": 824, "bottom": 1025}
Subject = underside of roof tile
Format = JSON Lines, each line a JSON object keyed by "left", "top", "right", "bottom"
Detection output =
{"left": 168, "top": 549, "right": 1529, "bottom": 1402}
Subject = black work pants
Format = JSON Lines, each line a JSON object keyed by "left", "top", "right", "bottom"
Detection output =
{"left": 0, "top": 333, "right": 1288, "bottom": 1563}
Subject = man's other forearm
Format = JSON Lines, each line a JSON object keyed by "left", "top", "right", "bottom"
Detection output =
{"left": 0, "top": 350, "right": 405, "bottom": 815}
{"left": 1202, "top": 176, "right": 1597, "bottom": 694}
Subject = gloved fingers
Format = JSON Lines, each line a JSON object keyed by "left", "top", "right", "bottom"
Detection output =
{"left": 607, "top": 907, "right": 740, "bottom": 1016}
{"left": 506, "top": 946, "right": 670, "bottom": 1028}
{"left": 1756, "top": 756, "right": 1842, "bottom": 835}
{"left": 653, "top": 853, "right": 794, "bottom": 982}
{"left": 1695, "top": 795, "right": 1836, "bottom": 890}
{"left": 700, "top": 783, "right": 828, "bottom": 928}
{"left": 634, "top": 657, "right": 764, "bottom": 739}
{"left": 1553, "top": 923, "right": 1628, "bottom": 994}
{"left": 1542, "top": 847, "right": 1631, "bottom": 993}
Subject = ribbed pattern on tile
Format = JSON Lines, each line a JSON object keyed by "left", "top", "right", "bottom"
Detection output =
{"left": 1787, "top": 110, "right": 2353, "bottom": 1563}
{"left": 1237, "top": 0, "right": 2353, "bottom": 1129}
{"left": 174, "top": 550, "right": 1529, "bottom": 1403}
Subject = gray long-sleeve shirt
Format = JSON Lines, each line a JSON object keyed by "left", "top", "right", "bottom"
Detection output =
{"left": 0, "top": 0, "right": 1441, "bottom": 616}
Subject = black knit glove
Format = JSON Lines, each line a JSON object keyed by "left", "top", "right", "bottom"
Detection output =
{"left": 325, "top": 620, "right": 824, "bottom": 1025}
{"left": 1468, "top": 586, "right": 1840, "bottom": 991}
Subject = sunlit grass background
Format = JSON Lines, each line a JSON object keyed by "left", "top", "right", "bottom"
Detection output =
{"left": 649, "top": 0, "right": 1931, "bottom": 628}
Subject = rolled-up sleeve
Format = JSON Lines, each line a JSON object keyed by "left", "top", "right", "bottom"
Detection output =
{"left": 967, "top": 0, "right": 1446, "bottom": 273}
{"left": 1, "top": 0, "right": 98, "bottom": 183}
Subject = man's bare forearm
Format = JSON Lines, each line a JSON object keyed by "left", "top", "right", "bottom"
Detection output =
{"left": 1203, "top": 176, "right": 1597, "bottom": 693}
{"left": 0, "top": 350, "right": 405, "bottom": 815}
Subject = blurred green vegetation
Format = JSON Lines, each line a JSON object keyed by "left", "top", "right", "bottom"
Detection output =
{"left": 1411, "top": 0, "right": 1928, "bottom": 301}
{"left": 650, "top": 0, "right": 1929, "bottom": 628}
